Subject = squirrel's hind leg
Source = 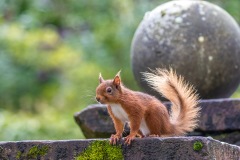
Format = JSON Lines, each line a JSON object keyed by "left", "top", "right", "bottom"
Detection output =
{"left": 137, "top": 130, "right": 145, "bottom": 138}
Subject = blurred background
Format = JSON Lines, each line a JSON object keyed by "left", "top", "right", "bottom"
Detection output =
{"left": 0, "top": 0, "right": 239, "bottom": 141}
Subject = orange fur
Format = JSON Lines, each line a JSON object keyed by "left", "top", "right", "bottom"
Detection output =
{"left": 95, "top": 68, "right": 200, "bottom": 145}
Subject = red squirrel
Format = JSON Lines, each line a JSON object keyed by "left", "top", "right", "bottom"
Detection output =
{"left": 95, "top": 68, "right": 200, "bottom": 145}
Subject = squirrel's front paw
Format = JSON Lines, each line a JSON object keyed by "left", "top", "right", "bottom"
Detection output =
{"left": 124, "top": 134, "right": 135, "bottom": 145}
{"left": 110, "top": 134, "right": 121, "bottom": 145}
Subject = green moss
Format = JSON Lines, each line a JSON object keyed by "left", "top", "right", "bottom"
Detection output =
{"left": 28, "top": 145, "right": 39, "bottom": 158}
{"left": 27, "top": 145, "right": 49, "bottom": 158}
{"left": 76, "top": 140, "right": 123, "bottom": 160}
{"left": 16, "top": 145, "right": 49, "bottom": 159}
{"left": 16, "top": 151, "right": 22, "bottom": 159}
{"left": 193, "top": 141, "right": 203, "bottom": 151}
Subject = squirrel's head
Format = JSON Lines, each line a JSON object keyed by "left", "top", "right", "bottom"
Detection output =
{"left": 95, "top": 71, "right": 122, "bottom": 104}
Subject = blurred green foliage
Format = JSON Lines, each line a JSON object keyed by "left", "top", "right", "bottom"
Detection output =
{"left": 0, "top": 0, "right": 239, "bottom": 141}
{"left": 0, "top": 24, "right": 81, "bottom": 110}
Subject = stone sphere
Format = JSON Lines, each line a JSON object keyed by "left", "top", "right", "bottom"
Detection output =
{"left": 131, "top": 0, "right": 240, "bottom": 99}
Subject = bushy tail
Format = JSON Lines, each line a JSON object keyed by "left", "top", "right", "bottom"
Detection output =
{"left": 143, "top": 68, "right": 200, "bottom": 135}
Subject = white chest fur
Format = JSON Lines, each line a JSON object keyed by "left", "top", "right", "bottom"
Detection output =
{"left": 109, "top": 103, "right": 150, "bottom": 136}
{"left": 140, "top": 119, "right": 150, "bottom": 136}
{"left": 110, "top": 104, "right": 129, "bottom": 122}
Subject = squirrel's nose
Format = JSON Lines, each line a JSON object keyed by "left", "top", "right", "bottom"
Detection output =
{"left": 96, "top": 97, "right": 100, "bottom": 102}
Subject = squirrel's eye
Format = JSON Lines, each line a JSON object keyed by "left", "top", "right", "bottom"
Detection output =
{"left": 106, "top": 87, "right": 112, "bottom": 94}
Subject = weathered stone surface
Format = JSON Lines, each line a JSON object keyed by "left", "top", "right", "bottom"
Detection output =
{"left": 198, "top": 98, "right": 240, "bottom": 131}
{"left": 131, "top": 0, "right": 240, "bottom": 99}
{"left": 74, "top": 104, "right": 115, "bottom": 138}
{"left": 0, "top": 137, "right": 239, "bottom": 160}
{"left": 211, "top": 131, "right": 240, "bottom": 146}
{"left": 75, "top": 99, "right": 240, "bottom": 139}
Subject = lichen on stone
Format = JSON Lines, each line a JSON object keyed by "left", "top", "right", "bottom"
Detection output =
{"left": 0, "top": 146, "right": 8, "bottom": 160}
{"left": 76, "top": 140, "right": 123, "bottom": 160}
{"left": 193, "top": 141, "right": 203, "bottom": 151}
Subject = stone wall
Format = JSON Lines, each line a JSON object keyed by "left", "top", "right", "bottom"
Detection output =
{"left": 0, "top": 137, "right": 240, "bottom": 159}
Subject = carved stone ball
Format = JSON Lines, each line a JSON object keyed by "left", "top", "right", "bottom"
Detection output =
{"left": 131, "top": 0, "right": 240, "bottom": 99}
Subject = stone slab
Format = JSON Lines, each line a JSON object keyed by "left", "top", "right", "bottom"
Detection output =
{"left": 198, "top": 98, "right": 240, "bottom": 131}
{"left": 74, "top": 98, "right": 240, "bottom": 139}
{"left": 211, "top": 131, "right": 240, "bottom": 146}
{"left": 74, "top": 104, "right": 115, "bottom": 138}
{"left": 0, "top": 137, "right": 240, "bottom": 160}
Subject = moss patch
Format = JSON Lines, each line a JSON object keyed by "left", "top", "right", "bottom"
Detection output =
{"left": 193, "top": 141, "right": 203, "bottom": 151}
{"left": 16, "top": 151, "right": 22, "bottom": 159}
{"left": 16, "top": 145, "right": 49, "bottom": 159}
{"left": 76, "top": 140, "right": 123, "bottom": 160}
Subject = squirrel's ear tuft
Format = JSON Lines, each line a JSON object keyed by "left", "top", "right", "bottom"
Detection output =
{"left": 113, "top": 70, "right": 121, "bottom": 86}
{"left": 116, "top": 70, "right": 121, "bottom": 77}
{"left": 99, "top": 73, "right": 104, "bottom": 84}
